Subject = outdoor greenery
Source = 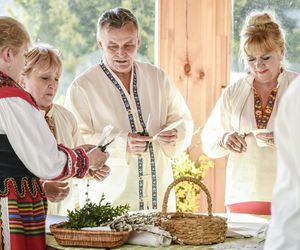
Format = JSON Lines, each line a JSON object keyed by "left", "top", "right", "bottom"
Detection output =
{"left": 4, "top": 0, "right": 300, "bottom": 98}
{"left": 5, "top": 0, "right": 155, "bottom": 103}
{"left": 232, "top": 0, "right": 300, "bottom": 72}
{"left": 172, "top": 152, "right": 214, "bottom": 213}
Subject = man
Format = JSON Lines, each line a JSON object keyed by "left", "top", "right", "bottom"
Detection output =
{"left": 65, "top": 7, "right": 193, "bottom": 211}
{"left": 264, "top": 76, "right": 300, "bottom": 249}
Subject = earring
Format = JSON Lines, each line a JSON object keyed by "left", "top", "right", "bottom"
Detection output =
{"left": 7, "top": 63, "right": 11, "bottom": 72}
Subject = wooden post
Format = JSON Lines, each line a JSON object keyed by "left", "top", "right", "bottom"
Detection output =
{"left": 157, "top": 0, "right": 231, "bottom": 212}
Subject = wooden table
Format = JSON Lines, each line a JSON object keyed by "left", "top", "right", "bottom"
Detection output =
{"left": 46, "top": 213, "right": 268, "bottom": 250}
{"left": 46, "top": 234, "right": 265, "bottom": 250}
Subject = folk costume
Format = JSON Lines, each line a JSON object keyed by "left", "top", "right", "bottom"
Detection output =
{"left": 0, "top": 71, "right": 89, "bottom": 250}
{"left": 201, "top": 70, "right": 298, "bottom": 214}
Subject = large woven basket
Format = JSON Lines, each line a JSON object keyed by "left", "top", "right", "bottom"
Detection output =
{"left": 159, "top": 176, "right": 227, "bottom": 245}
{"left": 50, "top": 222, "right": 130, "bottom": 248}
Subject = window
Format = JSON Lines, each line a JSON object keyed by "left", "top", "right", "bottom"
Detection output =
{"left": 231, "top": 0, "right": 300, "bottom": 84}
{"left": 1, "top": 0, "right": 155, "bottom": 103}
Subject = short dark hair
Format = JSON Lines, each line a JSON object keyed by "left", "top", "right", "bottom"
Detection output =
{"left": 97, "top": 7, "right": 139, "bottom": 40}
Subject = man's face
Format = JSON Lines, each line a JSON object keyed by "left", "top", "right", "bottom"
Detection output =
{"left": 98, "top": 22, "right": 140, "bottom": 75}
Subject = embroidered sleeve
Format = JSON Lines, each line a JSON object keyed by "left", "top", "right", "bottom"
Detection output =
{"left": 52, "top": 144, "right": 89, "bottom": 181}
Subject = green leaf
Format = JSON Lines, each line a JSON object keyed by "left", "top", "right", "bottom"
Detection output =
{"left": 64, "top": 194, "right": 130, "bottom": 230}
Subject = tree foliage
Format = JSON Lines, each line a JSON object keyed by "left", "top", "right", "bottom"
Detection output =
{"left": 7, "top": 0, "right": 155, "bottom": 101}
{"left": 233, "top": 0, "right": 300, "bottom": 72}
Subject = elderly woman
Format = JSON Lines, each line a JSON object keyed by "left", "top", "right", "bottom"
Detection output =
{"left": 201, "top": 11, "right": 298, "bottom": 215}
{"left": 0, "top": 17, "right": 108, "bottom": 250}
{"left": 20, "top": 44, "right": 111, "bottom": 216}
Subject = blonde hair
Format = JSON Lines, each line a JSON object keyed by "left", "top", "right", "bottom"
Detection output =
{"left": 22, "top": 43, "right": 62, "bottom": 77}
{"left": 240, "top": 11, "right": 285, "bottom": 58}
{"left": 0, "top": 16, "right": 30, "bottom": 55}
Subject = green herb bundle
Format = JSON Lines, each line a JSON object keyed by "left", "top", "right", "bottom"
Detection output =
{"left": 64, "top": 194, "right": 130, "bottom": 230}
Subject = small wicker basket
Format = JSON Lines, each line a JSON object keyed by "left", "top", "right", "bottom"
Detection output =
{"left": 159, "top": 176, "right": 227, "bottom": 245}
{"left": 50, "top": 222, "right": 130, "bottom": 248}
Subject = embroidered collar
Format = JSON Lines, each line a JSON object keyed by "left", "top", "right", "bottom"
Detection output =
{"left": 101, "top": 57, "right": 134, "bottom": 91}
{"left": 41, "top": 104, "right": 54, "bottom": 118}
{"left": 245, "top": 68, "right": 286, "bottom": 89}
{"left": 0, "top": 71, "right": 39, "bottom": 108}
{"left": 0, "top": 71, "right": 21, "bottom": 88}
{"left": 253, "top": 87, "right": 278, "bottom": 129}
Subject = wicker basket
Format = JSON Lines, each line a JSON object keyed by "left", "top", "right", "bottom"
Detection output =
{"left": 159, "top": 176, "right": 227, "bottom": 245}
{"left": 50, "top": 222, "right": 130, "bottom": 248}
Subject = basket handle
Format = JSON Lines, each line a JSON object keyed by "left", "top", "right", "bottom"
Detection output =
{"left": 162, "top": 176, "right": 212, "bottom": 216}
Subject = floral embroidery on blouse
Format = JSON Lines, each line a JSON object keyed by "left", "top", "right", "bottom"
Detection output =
{"left": 253, "top": 88, "right": 278, "bottom": 129}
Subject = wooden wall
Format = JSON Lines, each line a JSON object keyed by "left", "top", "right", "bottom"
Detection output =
{"left": 157, "top": 0, "right": 231, "bottom": 212}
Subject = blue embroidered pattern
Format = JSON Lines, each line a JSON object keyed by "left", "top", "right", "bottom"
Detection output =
{"left": 99, "top": 62, "right": 157, "bottom": 210}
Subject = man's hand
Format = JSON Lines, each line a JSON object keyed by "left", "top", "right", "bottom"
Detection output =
{"left": 127, "top": 133, "right": 152, "bottom": 154}
{"left": 157, "top": 129, "right": 178, "bottom": 146}
{"left": 43, "top": 181, "right": 70, "bottom": 202}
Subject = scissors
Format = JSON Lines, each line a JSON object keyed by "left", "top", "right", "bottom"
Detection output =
{"left": 98, "top": 137, "right": 115, "bottom": 152}
{"left": 97, "top": 130, "right": 122, "bottom": 152}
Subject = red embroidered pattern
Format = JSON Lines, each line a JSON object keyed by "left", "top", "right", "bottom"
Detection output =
{"left": 0, "top": 178, "right": 45, "bottom": 198}
{"left": 253, "top": 88, "right": 278, "bottom": 129}
{"left": 0, "top": 71, "right": 38, "bottom": 108}
{"left": 0, "top": 71, "right": 20, "bottom": 88}
{"left": 53, "top": 144, "right": 89, "bottom": 181}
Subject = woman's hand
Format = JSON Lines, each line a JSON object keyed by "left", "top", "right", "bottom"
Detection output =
{"left": 222, "top": 132, "right": 247, "bottom": 153}
{"left": 43, "top": 181, "right": 70, "bottom": 202}
{"left": 89, "top": 164, "right": 111, "bottom": 181}
{"left": 256, "top": 131, "right": 275, "bottom": 147}
{"left": 86, "top": 147, "right": 110, "bottom": 180}
{"left": 86, "top": 146, "right": 109, "bottom": 166}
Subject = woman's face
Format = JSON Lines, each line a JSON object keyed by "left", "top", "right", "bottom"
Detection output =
{"left": 9, "top": 43, "right": 28, "bottom": 81}
{"left": 23, "top": 64, "right": 59, "bottom": 111}
{"left": 246, "top": 49, "right": 283, "bottom": 84}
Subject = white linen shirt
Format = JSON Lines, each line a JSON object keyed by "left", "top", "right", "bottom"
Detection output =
{"left": 201, "top": 70, "right": 298, "bottom": 205}
{"left": 44, "top": 104, "right": 85, "bottom": 216}
{"left": 0, "top": 98, "right": 68, "bottom": 179}
{"left": 65, "top": 59, "right": 193, "bottom": 211}
{"left": 264, "top": 76, "right": 300, "bottom": 250}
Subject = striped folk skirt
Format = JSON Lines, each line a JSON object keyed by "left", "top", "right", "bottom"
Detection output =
{"left": 0, "top": 179, "right": 47, "bottom": 250}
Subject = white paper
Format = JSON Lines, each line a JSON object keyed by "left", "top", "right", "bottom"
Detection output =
{"left": 127, "top": 226, "right": 172, "bottom": 247}
{"left": 153, "top": 120, "right": 183, "bottom": 139}
{"left": 81, "top": 226, "right": 111, "bottom": 231}
{"left": 46, "top": 215, "right": 68, "bottom": 234}
{"left": 97, "top": 125, "right": 114, "bottom": 147}
{"left": 226, "top": 213, "right": 269, "bottom": 238}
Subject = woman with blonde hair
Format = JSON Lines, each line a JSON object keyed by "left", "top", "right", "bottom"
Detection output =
{"left": 20, "top": 43, "right": 110, "bottom": 215}
{"left": 201, "top": 11, "right": 298, "bottom": 215}
{"left": 0, "top": 17, "right": 108, "bottom": 249}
